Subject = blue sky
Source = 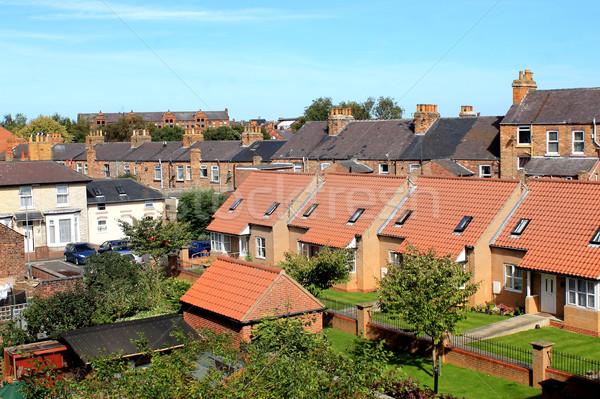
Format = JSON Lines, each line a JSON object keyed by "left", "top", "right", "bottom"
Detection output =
{"left": 1, "top": 1, "right": 599, "bottom": 122}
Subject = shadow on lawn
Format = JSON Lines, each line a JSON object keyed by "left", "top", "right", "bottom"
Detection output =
{"left": 352, "top": 339, "right": 432, "bottom": 376}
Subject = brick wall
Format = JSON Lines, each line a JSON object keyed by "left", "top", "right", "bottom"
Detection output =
{"left": 184, "top": 307, "right": 247, "bottom": 345}
{"left": 28, "top": 276, "right": 81, "bottom": 298}
{"left": 0, "top": 224, "right": 26, "bottom": 278}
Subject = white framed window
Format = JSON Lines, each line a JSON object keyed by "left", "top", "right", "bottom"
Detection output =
{"left": 133, "top": 166, "right": 137, "bottom": 175}
{"left": 379, "top": 163, "right": 389, "bottom": 175}
{"left": 298, "top": 241, "right": 309, "bottom": 257}
{"left": 572, "top": 130, "right": 585, "bottom": 154}
{"left": 210, "top": 232, "right": 231, "bottom": 253}
{"left": 567, "top": 278, "right": 597, "bottom": 309}
{"left": 504, "top": 264, "right": 523, "bottom": 292}
{"left": 46, "top": 214, "right": 79, "bottom": 246}
{"left": 176, "top": 165, "right": 184, "bottom": 181}
{"left": 211, "top": 165, "right": 219, "bottom": 182}
{"left": 76, "top": 163, "right": 83, "bottom": 173}
{"left": 347, "top": 250, "right": 356, "bottom": 273}
{"left": 97, "top": 219, "right": 107, "bottom": 234}
{"left": 104, "top": 164, "right": 110, "bottom": 178}
{"left": 546, "top": 131, "right": 559, "bottom": 155}
{"left": 388, "top": 250, "right": 401, "bottom": 266}
{"left": 517, "top": 126, "right": 531, "bottom": 145}
{"left": 83, "top": 164, "right": 88, "bottom": 175}
{"left": 144, "top": 200, "right": 153, "bottom": 209}
{"left": 200, "top": 166, "right": 208, "bottom": 178}
{"left": 409, "top": 163, "right": 420, "bottom": 172}
{"left": 479, "top": 165, "right": 492, "bottom": 178}
{"left": 320, "top": 162, "right": 331, "bottom": 170}
{"left": 19, "top": 186, "right": 33, "bottom": 208}
{"left": 97, "top": 203, "right": 105, "bottom": 211}
{"left": 517, "top": 156, "right": 530, "bottom": 170}
{"left": 154, "top": 165, "right": 161, "bottom": 181}
{"left": 123, "top": 164, "right": 130, "bottom": 174}
{"left": 256, "top": 236, "right": 266, "bottom": 259}
{"left": 239, "top": 237, "right": 248, "bottom": 257}
{"left": 56, "top": 184, "right": 69, "bottom": 205}
{"left": 293, "top": 162, "right": 302, "bottom": 173}
{"left": 186, "top": 165, "right": 191, "bottom": 180}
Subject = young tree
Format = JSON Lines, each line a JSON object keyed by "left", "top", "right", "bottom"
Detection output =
{"left": 17, "top": 115, "right": 68, "bottom": 140}
{"left": 203, "top": 125, "right": 241, "bottom": 141}
{"left": 177, "top": 189, "right": 227, "bottom": 238}
{"left": 378, "top": 245, "right": 478, "bottom": 379}
{"left": 1, "top": 113, "right": 27, "bottom": 133}
{"left": 277, "top": 247, "right": 353, "bottom": 296}
{"left": 150, "top": 125, "right": 185, "bottom": 142}
{"left": 372, "top": 96, "right": 404, "bottom": 119}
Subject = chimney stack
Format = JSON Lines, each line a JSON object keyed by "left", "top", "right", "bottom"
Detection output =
{"left": 241, "top": 125, "right": 263, "bottom": 146}
{"left": 86, "top": 129, "right": 105, "bottom": 150}
{"left": 328, "top": 107, "right": 354, "bottom": 136}
{"left": 512, "top": 69, "right": 537, "bottom": 105}
{"left": 413, "top": 104, "right": 440, "bottom": 134}
{"left": 130, "top": 129, "right": 152, "bottom": 148}
{"left": 183, "top": 128, "right": 204, "bottom": 147}
{"left": 459, "top": 105, "right": 477, "bottom": 118}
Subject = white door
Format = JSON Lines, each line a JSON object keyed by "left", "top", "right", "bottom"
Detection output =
{"left": 23, "top": 224, "right": 34, "bottom": 253}
{"left": 239, "top": 237, "right": 248, "bottom": 257}
{"left": 541, "top": 274, "right": 556, "bottom": 314}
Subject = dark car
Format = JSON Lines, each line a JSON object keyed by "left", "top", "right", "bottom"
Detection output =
{"left": 98, "top": 240, "right": 130, "bottom": 254}
{"left": 188, "top": 240, "right": 211, "bottom": 258}
{"left": 64, "top": 242, "right": 97, "bottom": 265}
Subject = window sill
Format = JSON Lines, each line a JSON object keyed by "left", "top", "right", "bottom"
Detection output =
{"left": 515, "top": 144, "right": 532, "bottom": 147}
{"left": 544, "top": 153, "right": 559, "bottom": 157}
{"left": 255, "top": 256, "right": 266, "bottom": 259}
{"left": 570, "top": 153, "right": 586, "bottom": 157}
{"left": 566, "top": 303, "right": 597, "bottom": 311}
{"left": 504, "top": 287, "right": 523, "bottom": 293}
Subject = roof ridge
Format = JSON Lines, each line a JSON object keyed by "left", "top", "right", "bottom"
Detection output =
{"left": 416, "top": 175, "right": 520, "bottom": 184}
{"left": 324, "top": 172, "right": 408, "bottom": 180}
{"left": 216, "top": 255, "right": 282, "bottom": 274}
{"left": 528, "top": 178, "right": 600, "bottom": 186}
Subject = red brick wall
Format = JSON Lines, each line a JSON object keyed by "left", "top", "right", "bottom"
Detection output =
{"left": 184, "top": 307, "right": 247, "bottom": 345}
{"left": 0, "top": 224, "right": 26, "bottom": 278}
{"left": 28, "top": 277, "right": 81, "bottom": 298}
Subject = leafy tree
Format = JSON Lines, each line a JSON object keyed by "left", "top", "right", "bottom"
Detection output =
{"left": 150, "top": 125, "right": 185, "bottom": 142}
{"left": 377, "top": 245, "right": 478, "bottom": 378}
{"left": 277, "top": 247, "right": 353, "bottom": 296}
{"left": 103, "top": 115, "right": 146, "bottom": 142}
{"left": 203, "top": 125, "right": 241, "bottom": 141}
{"left": 67, "top": 118, "right": 90, "bottom": 143}
{"left": 339, "top": 98, "right": 374, "bottom": 120}
{"left": 260, "top": 126, "right": 270, "bottom": 139}
{"left": 17, "top": 115, "right": 68, "bottom": 140}
{"left": 372, "top": 96, "right": 404, "bottom": 119}
{"left": 1, "top": 113, "right": 28, "bottom": 133}
{"left": 177, "top": 189, "right": 227, "bottom": 238}
{"left": 291, "top": 97, "right": 333, "bottom": 131}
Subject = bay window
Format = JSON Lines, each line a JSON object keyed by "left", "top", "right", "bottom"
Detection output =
{"left": 567, "top": 278, "right": 597, "bottom": 309}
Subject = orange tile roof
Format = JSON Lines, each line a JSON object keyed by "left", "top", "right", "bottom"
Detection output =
{"left": 379, "top": 176, "right": 520, "bottom": 258}
{"left": 207, "top": 171, "right": 315, "bottom": 235}
{"left": 492, "top": 180, "right": 600, "bottom": 279}
{"left": 289, "top": 173, "right": 407, "bottom": 248}
{"left": 180, "top": 256, "right": 323, "bottom": 322}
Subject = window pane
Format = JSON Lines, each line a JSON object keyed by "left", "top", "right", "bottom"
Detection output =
{"left": 59, "top": 219, "right": 71, "bottom": 243}
{"left": 589, "top": 294, "right": 595, "bottom": 309}
{"left": 514, "top": 278, "right": 523, "bottom": 291}
{"left": 578, "top": 293, "right": 586, "bottom": 307}
{"left": 569, "top": 291, "right": 576, "bottom": 305}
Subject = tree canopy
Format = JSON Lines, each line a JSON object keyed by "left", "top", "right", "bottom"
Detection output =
{"left": 16, "top": 116, "right": 68, "bottom": 140}
{"left": 177, "top": 189, "right": 227, "bottom": 239}
{"left": 103, "top": 115, "right": 146, "bottom": 142}
{"left": 378, "top": 245, "right": 479, "bottom": 375}
{"left": 203, "top": 125, "right": 241, "bottom": 141}
{"left": 277, "top": 247, "right": 353, "bottom": 296}
{"left": 149, "top": 125, "right": 185, "bottom": 142}
{"left": 1, "top": 113, "right": 27, "bottom": 133}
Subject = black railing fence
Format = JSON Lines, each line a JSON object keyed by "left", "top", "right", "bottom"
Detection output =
{"left": 319, "top": 297, "right": 357, "bottom": 320}
{"left": 551, "top": 350, "right": 600, "bottom": 382}
{"left": 450, "top": 334, "right": 533, "bottom": 369}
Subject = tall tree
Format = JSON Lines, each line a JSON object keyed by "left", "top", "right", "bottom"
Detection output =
{"left": 339, "top": 98, "right": 374, "bottom": 120}
{"left": 291, "top": 97, "right": 333, "bottom": 131}
{"left": 203, "top": 125, "right": 241, "bottom": 141}
{"left": 1, "top": 113, "right": 28, "bottom": 133}
{"left": 372, "top": 96, "right": 404, "bottom": 119}
{"left": 103, "top": 115, "right": 146, "bottom": 142}
{"left": 150, "top": 125, "right": 185, "bottom": 142}
{"left": 177, "top": 189, "right": 227, "bottom": 239}
{"left": 277, "top": 247, "right": 353, "bottom": 296}
{"left": 377, "top": 245, "right": 478, "bottom": 380}
{"left": 17, "top": 115, "right": 68, "bottom": 140}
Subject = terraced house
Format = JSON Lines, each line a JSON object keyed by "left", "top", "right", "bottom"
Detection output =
{"left": 78, "top": 109, "right": 230, "bottom": 130}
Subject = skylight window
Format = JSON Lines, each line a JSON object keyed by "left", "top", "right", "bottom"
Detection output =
{"left": 511, "top": 219, "right": 530, "bottom": 236}
{"left": 454, "top": 216, "right": 473, "bottom": 233}
{"left": 590, "top": 227, "right": 600, "bottom": 245}
{"left": 229, "top": 198, "right": 243, "bottom": 212}
{"left": 394, "top": 210, "right": 413, "bottom": 227}
{"left": 302, "top": 203, "right": 318, "bottom": 218}
{"left": 264, "top": 202, "right": 280, "bottom": 216}
{"left": 116, "top": 187, "right": 125, "bottom": 195}
{"left": 92, "top": 188, "right": 102, "bottom": 196}
{"left": 348, "top": 208, "right": 365, "bottom": 224}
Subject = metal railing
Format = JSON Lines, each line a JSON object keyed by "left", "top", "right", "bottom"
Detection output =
{"left": 0, "top": 302, "right": 30, "bottom": 322}
{"left": 551, "top": 350, "right": 600, "bottom": 381}
{"left": 451, "top": 334, "right": 532, "bottom": 369}
{"left": 319, "top": 298, "right": 357, "bottom": 320}
{"left": 371, "top": 311, "right": 418, "bottom": 336}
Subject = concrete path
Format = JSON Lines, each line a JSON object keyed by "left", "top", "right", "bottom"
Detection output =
{"left": 462, "top": 313, "right": 555, "bottom": 340}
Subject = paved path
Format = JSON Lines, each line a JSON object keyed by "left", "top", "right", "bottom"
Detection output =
{"left": 462, "top": 313, "right": 555, "bottom": 340}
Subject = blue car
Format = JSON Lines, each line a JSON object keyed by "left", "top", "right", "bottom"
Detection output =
{"left": 64, "top": 242, "right": 97, "bottom": 265}
{"left": 188, "top": 240, "right": 211, "bottom": 258}
{"left": 98, "top": 240, "right": 130, "bottom": 254}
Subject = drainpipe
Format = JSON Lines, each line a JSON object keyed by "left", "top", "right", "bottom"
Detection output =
{"left": 159, "top": 159, "right": 163, "bottom": 189}
{"left": 593, "top": 119, "right": 600, "bottom": 148}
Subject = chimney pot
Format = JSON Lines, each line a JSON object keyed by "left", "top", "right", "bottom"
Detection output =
{"left": 512, "top": 69, "right": 537, "bottom": 105}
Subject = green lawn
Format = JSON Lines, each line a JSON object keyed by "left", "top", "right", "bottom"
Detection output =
{"left": 319, "top": 289, "right": 378, "bottom": 304}
{"left": 456, "top": 312, "right": 510, "bottom": 333}
{"left": 324, "top": 327, "right": 541, "bottom": 399}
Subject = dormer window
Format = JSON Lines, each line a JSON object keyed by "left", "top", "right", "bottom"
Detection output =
{"left": 511, "top": 219, "right": 530, "bottom": 236}
{"left": 116, "top": 187, "right": 125, "bottom": 195}
{"left": 229, "top": 199, "right": 243, "bottom": 212}
{"left": 302, "top": 203, "right": 318, "bottom": 218}
{"left": 454, "top": 216, "right": 473, "bottom": 234}
{"left": 347, "top": 208, "right": 365, "bottom": 225}
{"left": 394, "top": 210, "right": 413, "bottom": 227}
{"left": 264, "top": 202, "right": 280, "bottom": 217}
{"left": 590, "top": 227, "right": 600, "bottom": 245}
{"left": 92, "top": 188, "right": 102, "bottom": 197}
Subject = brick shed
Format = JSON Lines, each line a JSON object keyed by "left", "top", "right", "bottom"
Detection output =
{"left": 181, "top": 256, "right": 325, "bottom": 344}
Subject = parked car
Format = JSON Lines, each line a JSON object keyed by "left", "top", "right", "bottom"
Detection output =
{"left": 98, "top": 240, "right": 130, "bottom": 254}
{"left": 117, "top": 250, "right": 148, "bottom": 265}
{"left": 64, "top": 243, "right": 97, "bottom": 265}
{"left": 188, "top": 240, "right": 211, "bottom": 258}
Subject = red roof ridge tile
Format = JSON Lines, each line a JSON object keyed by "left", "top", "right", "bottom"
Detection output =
{"left": 215, "top": 255, "right": 282, "bottom": 274}
{"left": 323, "top": 172, "right": 408, "bottom": 180}
{"left": 527, "top": 178, "right": 600, "bottom": 186}
{"left": 415, "top": 175, "right": 520, "bottom": 184}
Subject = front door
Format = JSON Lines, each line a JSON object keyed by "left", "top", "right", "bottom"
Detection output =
{"left": 23, "top": 223, "right": 34, "bottom": 253}
{"left": 541, "top": 274, "right": 556, "bottom": 314}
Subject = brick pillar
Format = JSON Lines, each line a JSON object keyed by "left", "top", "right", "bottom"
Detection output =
{"left": 356, "top": 303, "right": 373, "bottom": 338}
{"left": 531, "top": 340, "right": 554, "bottom": 388}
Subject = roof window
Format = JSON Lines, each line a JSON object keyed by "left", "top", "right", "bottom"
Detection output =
{"left": 454, "top": 216, "right": 473, "bottom": 234}
{"left": 264, "top": 202, "right": 280, "bottom": 216}
{"left": 347, "top": 208, "right": 365, "bottom": 225}
{"left": 590, "top": 227, "right": 600, "bottom": 245}
{"left": 92, "top": 188, "right": 102, "bottom": 196}
{"left": 302, "top": 203, "right": 318, "bottom": 218}
{"left": 511, "top": 219, "right": 530, "bottom": 236}
{"left": 229, "top": 198, "right": 243, "bottom": 212}
{"left": 394, "top": 210, "right": 413, "bottom": 227}
{"left": 116, "top": 187, "right": 125, "bottom": 195}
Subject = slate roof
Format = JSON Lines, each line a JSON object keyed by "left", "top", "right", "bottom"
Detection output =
{"left": 190, "top": 140, "right": 244, "bottom": 161}
{"left": 230, "top": 140, "right": 287, "bottom": 162}
{"left": 0, "top": 161, "right": 91, "bottom": 186}
{"left": 433, "top": 159, "right": 474, "bottom": 176}
{"left": 379, "top": 176, "right": 520, "bottom": 258}
{"left": 60, "top": 314, "right": 198, "bottom": 364}
{"left": 207, "top": 171, "right": 315, "bottom": 235}
{"left": 180, "top": 256, "right": 324, "bottom": 322}
{"left": 79, "top": 110, "right": 229, "bottom": 123}
{"left": 271, "top": 121, "right": 329, "bottom": 159}
{"left": 52, "top": 143, "right": 87, "bottom": 161}
{"left": 289, "top": 173, "right": 406, "bottom": 248}
{"left": 492, "top": 180, "right": 600, "bottom": 279}
{"left": 336, "top": 160, "right": 374, "bottom": 173}
{"left": 502, "top": 88, "right": 600, "bottom": 125}
{"left": 86, "top": 179, "right": 165, "bottom": 204}
{"left": 524, "top": 157, "right": 599, "bottom": 177}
